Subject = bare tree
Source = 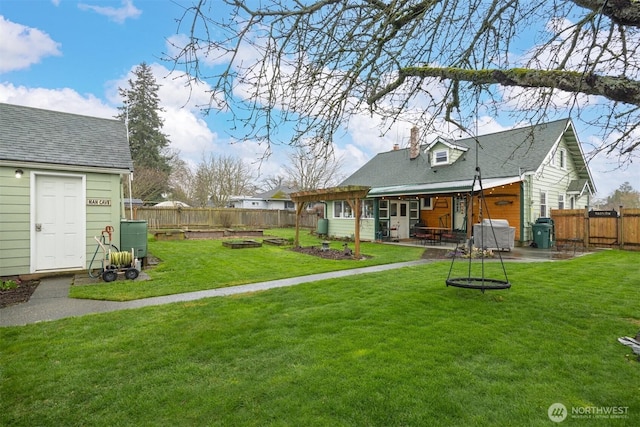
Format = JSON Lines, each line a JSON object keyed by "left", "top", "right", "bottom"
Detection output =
{"left": 167, "top": 157, "right": 196, "bottom": 205}
{"left": 170, "top": 0, "right": 640, "bottom": 167}
{"left": 260, "top": 174, "right": 292, "bottom": 192}
{"left": 191, "top": 154, "right": 257, "bottom": 207}
{"left": 125, "top": 166, "right": 170, "bottom": 203}
{"left": 283, "top": 144, "right": 346, "bottom": 191}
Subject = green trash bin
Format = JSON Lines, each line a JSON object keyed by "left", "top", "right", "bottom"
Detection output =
{"left": 532, "top": 222, "right": 552, "bottom": 249}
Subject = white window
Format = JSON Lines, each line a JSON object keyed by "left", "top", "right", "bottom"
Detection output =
{"left": 379, "top": 200, "right": 389, "bottom": 218}
{"left": 409, "top": 201, "right": 419, "bottom": 219}
{"left": 558, "top": 194, "right": 565, "bottom": 210}
{"left": 362, "top": 199, "right": 374, "bottom": 218}
{"left": 540, "top": 191, "right": 547, "bottom": 217}
{"left": 334, "top": 201, "right": 353, "bottom": 218}
{"left": 421, "top": 197, "right": 434, "bottom": 210}
{"left": 434, "top": 150, "right": 448, "bottom": 165}
{"left": 558, "top": 148, "right": 566, "bottom": 169}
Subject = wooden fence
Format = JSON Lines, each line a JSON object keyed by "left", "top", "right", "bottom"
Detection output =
{"left": 551, "top": 207, "right": 640, "bottom": 251}
{"left": 133, "top": 207, "right": 319, "bottom": 230}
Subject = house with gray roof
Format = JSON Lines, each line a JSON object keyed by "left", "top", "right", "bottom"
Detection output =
{"left": 0, "top": 103, "right": 134, "bottom": 276}
{"left": 229, "top": 185, "right": 298, "bottom": 210}
{"left": 326, "top": 118, "right": 595, "bottom": 246}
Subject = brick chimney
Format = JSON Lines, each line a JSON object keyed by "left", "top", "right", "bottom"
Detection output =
{"left": 409, "top": 126, "right": 419, "bottom": 159}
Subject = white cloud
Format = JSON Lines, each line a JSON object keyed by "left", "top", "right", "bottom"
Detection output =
{"left": 78, "top": 0, "right": 141, "bottom": 24}
{"left": 0, "top": 83, "right": 116, "bottom": 118}
{"left": 0, "top": 16, "right": 62, "bottom": 73}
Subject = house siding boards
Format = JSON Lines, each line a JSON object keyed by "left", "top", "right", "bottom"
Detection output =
{"left": 0, "top": 168, "right": 126, "bottom": 276}
{"left": 85, "top": 172, "right": 125, "bottom": 253}
{"left": 0, "top": 103, "right": 132, "bottom": 276}
{"left": 326, "top": 201, "right": 376, "bottom": 240}
{"left": 0, "top": 167, "right": 31, "bottom": 274}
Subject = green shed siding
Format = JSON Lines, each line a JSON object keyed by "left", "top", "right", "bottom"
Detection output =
{"left": 0, "top": 166, "right": 31, "bottom": 275}
{"left": 0, "top": 167, "right": 126, "bottom": 276}
{"left": 85, "top": 173, "right": 124, "bottom": 256}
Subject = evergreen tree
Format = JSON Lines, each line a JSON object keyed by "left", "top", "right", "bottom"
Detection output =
{"left": 117, "top": 62, "right": 172, "bottom": 201}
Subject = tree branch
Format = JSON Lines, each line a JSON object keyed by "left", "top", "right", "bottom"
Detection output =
{"left": 571, "top": 0, "right": 640, "bottom": 27}
{"left": 400, "top": 66, "right": 640, "bottom": 106}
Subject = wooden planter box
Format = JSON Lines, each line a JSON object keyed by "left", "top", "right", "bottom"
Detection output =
{"left": 222, "top": 240, "right": 263, "bottom": 249}
{"left": 153, "top": 230, "right": 185, "bottom": 241}
{"left": 263, "top": 238, "right": 291, "bottom": 246}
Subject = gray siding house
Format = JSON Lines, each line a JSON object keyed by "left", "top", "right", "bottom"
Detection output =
{"left": 0, "top": 103, "right": 133, "bottom": 276}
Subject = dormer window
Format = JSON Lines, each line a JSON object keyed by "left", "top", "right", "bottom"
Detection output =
{"left": 434, "top": 149, "right": 448, "bottom": 165}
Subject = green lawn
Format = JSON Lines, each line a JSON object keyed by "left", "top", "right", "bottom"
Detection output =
{"left": 70, "top": 228, "right": 425, "bottom": 301}
{"left": 2, "top": 249, "right": 639, "bottom": 426}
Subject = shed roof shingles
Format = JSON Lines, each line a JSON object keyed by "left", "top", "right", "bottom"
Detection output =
{"left": 0, "top": 103, "right": 133, "bottom": 171}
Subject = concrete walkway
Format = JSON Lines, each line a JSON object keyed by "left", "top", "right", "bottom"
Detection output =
{"left": 0, "top": 260, "right": 430, "bottom": 327}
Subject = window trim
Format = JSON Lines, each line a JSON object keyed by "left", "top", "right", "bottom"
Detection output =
{"left": 379, "top": 200, "right": 389, "bottom": 219}
{"left": 421, "top": 197, "right": 434, "bottom": 210}
{"left": 540, "top": 191, "right": 547, "bottom": 218}
{"left": 558, "top": 148, "right": 567, "bottom": 170}
{"left": 433, "top": 149, "right": 449, "bottom": 165}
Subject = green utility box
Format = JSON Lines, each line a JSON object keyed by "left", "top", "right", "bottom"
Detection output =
{"left": 532, "top": 218, "right": 554, "bottom": 249}
{"left": 120, "top": 220, "right": 148, "bottom": 259}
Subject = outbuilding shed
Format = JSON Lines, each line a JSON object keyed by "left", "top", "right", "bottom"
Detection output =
{"left": 0, "top": 103, "right": 133, "bottom": 276}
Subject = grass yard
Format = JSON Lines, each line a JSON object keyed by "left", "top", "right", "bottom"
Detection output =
{"left": 1, "top": 250, "right": 639, "bottom": 426}
{"left": 70, "top": 228, "right": 425, "bottom": 301}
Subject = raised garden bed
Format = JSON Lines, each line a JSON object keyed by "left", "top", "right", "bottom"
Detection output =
{"left": 184, "top": 229, "right": 225, "bottom": 239}
{"left": 153, "top": 229, "right": 264, "bottom": 240}
{"left": 153, "top": 230, "right": 185, "bottom": 241}
{"left": 222, "top": 239, "right": 263, "bottom": 249}
{"left": 263, "top": 238, "right": 292, "bottom": 246}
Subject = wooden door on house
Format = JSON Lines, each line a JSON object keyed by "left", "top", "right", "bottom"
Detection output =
{"left": 34, "top": 174, "right": 85, "bottom": 271}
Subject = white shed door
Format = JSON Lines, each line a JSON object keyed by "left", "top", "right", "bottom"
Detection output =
{"left": 35, "top": 175, "right": 85, "bottom": 271}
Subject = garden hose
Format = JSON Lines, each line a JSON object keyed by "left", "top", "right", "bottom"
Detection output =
{"left": 88, "top": 227, "right": 119, "bottom": 278}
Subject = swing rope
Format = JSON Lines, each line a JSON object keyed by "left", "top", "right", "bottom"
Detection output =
{"left": 446, "top": 166, "right": 511, "bottom": 292}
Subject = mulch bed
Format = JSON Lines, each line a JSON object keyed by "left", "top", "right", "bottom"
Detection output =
{"left": 421, "top": 248, "right": 451, "bottom": 259}
{"left": 290, "top": 246, "right": 367, "bottom": 260}
{"left": 0, "top": 279, "right": 40, "bottom": 308}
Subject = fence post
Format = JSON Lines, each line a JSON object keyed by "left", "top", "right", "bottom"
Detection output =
{"left": 619, "top": 205, "right": 624, "bottom": 249}
{"left": 583, "top": 206, "right": 590, "bottom": 249}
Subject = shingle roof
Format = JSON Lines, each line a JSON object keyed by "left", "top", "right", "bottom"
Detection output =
{"left": 0, "top": 103, "right": 133, "bottom": 171}
{"left": 254, "top": 185, "right": 299, "bottom": 199}
{"left": 341, "top": 119, "right": 574, "bottom": 188}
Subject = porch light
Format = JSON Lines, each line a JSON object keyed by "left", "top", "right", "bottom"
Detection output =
{"left": 15, "top": 169, "right": 23, "bottom": 178}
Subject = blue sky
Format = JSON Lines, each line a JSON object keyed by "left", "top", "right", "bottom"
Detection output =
{"left": 0, "top": 0, "right": 637, "bottom": 198}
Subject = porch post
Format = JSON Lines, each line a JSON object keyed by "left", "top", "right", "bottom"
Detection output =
{"left": 354, "top": 197, "right": 361, "bottom": 258}
{"left": 294, "top": 202, "right": 305, "bottom": 247}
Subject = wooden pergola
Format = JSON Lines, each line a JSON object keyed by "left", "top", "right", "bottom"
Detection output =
{"left": 289, "top": 186, "right": 371, "bottom": 257}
